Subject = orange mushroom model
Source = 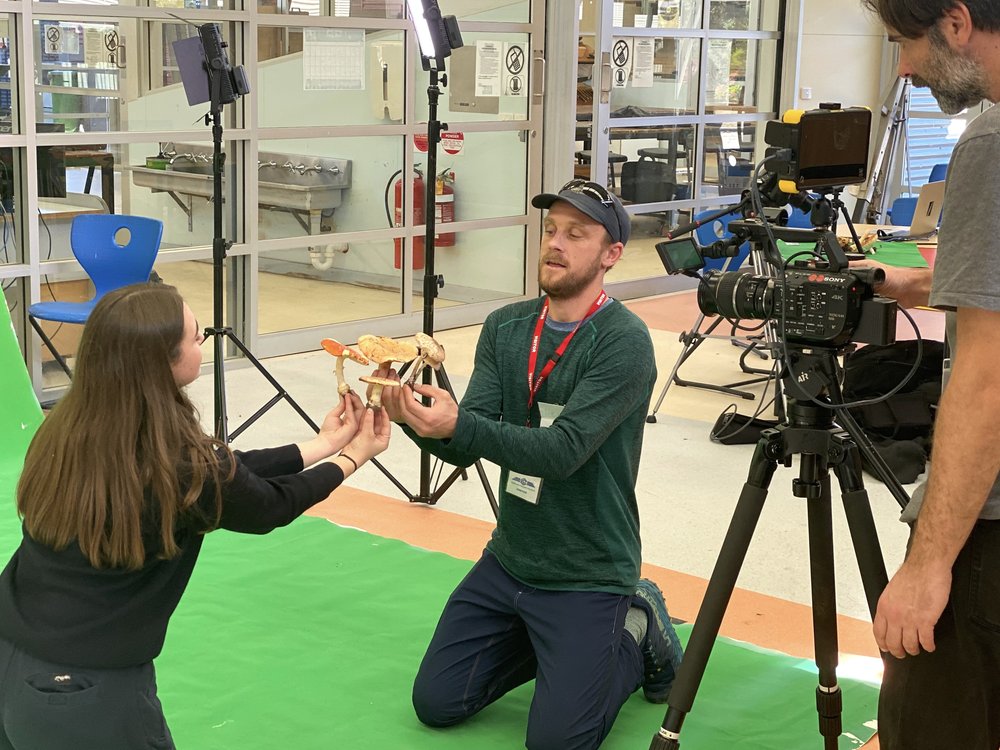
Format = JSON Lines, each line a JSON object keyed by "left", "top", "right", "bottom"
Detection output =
{"left": 320, "top": 338, "right": 370, "bottom": 396}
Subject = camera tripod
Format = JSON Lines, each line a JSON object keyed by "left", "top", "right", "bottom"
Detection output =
{"left": 650, "top": 346, "right": 908, "bottom": 749}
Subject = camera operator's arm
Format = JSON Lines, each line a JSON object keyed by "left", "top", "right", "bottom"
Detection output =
{"left": 874, "top": 305, "right": 1000, "bottom": 659}
{"left": 399, "top": 326, "right": 655, "bottom": 479}
{"left": 850, "top": 259, "right": 932, "bottom": 308}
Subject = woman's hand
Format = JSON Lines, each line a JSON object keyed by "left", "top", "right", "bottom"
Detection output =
{"left": 339, "top": 406, "right": 392, "bottom": 467}
{"left": 298, "top": 393, "right": 363, "bottom": 466}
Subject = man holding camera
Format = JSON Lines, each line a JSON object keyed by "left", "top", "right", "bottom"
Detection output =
{"left": 860, "top": 2, "right": 1000, "bottom": 747}
{"left": 376, "top": 179, "right": 682, "bottom": 748}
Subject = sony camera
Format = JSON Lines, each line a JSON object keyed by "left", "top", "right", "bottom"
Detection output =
{"left": 698, "top": 265, "right": 895, "bottom": 347}
{"left": 656, "top": 104, "right": 896, "bottom": 349}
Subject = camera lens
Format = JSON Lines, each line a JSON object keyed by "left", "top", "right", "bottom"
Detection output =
{"left": 698, "top": 270, "right": 777, "bottom": 320}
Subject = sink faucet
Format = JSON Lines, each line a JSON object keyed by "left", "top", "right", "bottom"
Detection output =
{"left": 301, "top": 165, "right": 324, "bottom": 175}
{"left": 258, "top": 160, "right": 277, "bottom": 170}
{"left": 283, "top": 161, "right": 307, "bottom": 175}
{"left": 168, "top": 152, "right": 194, "bottom": 164}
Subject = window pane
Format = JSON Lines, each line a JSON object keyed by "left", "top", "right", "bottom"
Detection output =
{"left": 41, "top": 0, "right": 240, "bottom": 10}
{"left": 701, "top": 121, "right": 757, "bottom": 199}
{"left": 607, "top": 38, "right": 701, "bottom": 116}
{"left": 709, "top": 0, "right": 781, "bottom": 32}
{"left": 613, "top": 209, "right": 679, "bottom": 282}
{"left": 415, "top": 225, "right": 526, "bottom": 307}
{"left": 257, "top": 135, "right": 400, "bottom": 241}
{"left": 126, "top": 139, "right": 240, "bottom": 249}
{"left": 439, "top": 0, "right": 529, "bottom": 23}
{"left": 257, "top": 28, "right": 405, "bottom": 128}
{"left": 258, "top": 238, "right": 403, "bottom": 333}
{"left": 414, "top": 31, "right": 531, "bottom": 124}
{"left": 603, "top": 123, "right": 697, "bottom": 205}
{"left": 0, "top": 147, "right": 24, "bottom": 262}
{"left": 706, "top": 38, "right": 776, "bottom": 112}
{"left": 599, "top": 0, "right": 703, "bottom": 30}
{"left": 33, "top": 19, "right": 243, "bottom": 133}
{"left": 1, "top": 16, "right": 18, "bottom": 134}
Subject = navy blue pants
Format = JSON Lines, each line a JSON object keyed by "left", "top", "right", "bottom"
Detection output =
{"left": 412, "top": 551, "right": 644, "bottom": 750}
{"left": 878, "top": 519, "right": 1000, "bottom": 750}
{"left": 0, "top": 637, "right": 174, "bottom": 750}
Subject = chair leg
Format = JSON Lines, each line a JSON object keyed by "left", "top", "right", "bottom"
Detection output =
{"left": 28, "top": 315, "right": 73, "bottom": 379}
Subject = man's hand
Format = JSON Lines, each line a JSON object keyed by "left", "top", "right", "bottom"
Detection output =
{"left": 850, "top": 260, "right": 932, "bottom": 309}
{"left": 873, "top": 559, "right": 951, "bottom": 658}
{"left": 396, "top": 383, "right": 459, "bottom": 439}
{"left": 374, "top": 367, "right": 408, "bottom": 425}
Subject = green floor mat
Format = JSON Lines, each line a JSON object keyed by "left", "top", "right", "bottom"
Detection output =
{"left": 150, "top": 517, "right": 877, "bottom": 749}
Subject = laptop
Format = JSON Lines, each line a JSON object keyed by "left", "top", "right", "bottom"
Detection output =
{"left": 881, "top": 180, "right": 946, "bottom": 240}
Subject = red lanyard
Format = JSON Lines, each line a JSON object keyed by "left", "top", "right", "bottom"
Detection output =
{"left": 527, "top": 290, "right": 607, "bottom": 415}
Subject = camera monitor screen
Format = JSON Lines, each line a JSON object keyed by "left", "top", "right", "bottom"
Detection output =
{"left": 794, "top": 108, "right": 870, "bottom": 189}
{"left": 656, "top": 236, "right": 704, "bottom": 275}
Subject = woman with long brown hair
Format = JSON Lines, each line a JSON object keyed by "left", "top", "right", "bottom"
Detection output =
{"left": 0, "top": 282, "right": 390, "bottom": 749}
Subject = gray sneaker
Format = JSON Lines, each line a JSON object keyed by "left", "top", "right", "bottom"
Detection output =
{"left": 633, "top": 578, "right": 683, "bottom": 703}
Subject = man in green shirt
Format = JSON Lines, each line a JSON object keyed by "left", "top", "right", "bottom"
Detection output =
{"left": 380, "top": 180, "right": 682, "bottom": 748}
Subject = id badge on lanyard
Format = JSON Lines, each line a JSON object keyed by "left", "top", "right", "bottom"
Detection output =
{"left": 505, "top": 403, "right": 562, "bottom": 504}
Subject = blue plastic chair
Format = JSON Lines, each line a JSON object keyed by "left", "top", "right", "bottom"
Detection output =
{"left": 694, "top": 208, "right": 751, "bottom": 272}
{"left": 888, "top": 196, "right": 918, "bottom": 227}
{"left": 28, "top": 214, "right": 164, "bottom": 377}
{"left": 928, "top": 163, "right": 948, "bottom": 183}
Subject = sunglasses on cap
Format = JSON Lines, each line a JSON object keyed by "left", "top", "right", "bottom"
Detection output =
{"left": 560, "top": 179, "right": 621, "bottom": 241}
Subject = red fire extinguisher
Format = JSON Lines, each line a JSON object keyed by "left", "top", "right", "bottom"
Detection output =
{"left": 434, "top": 170, "right": 457, "bottom": 249}
{"left": 392, "top": 168, "right": 456, "bottom": 270}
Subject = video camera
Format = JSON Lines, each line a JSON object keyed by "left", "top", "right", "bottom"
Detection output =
{"left": 656, "top": 103, "right": 895, "bottom": 349}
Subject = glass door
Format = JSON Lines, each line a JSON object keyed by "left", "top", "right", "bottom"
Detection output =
{"left": 577, "top": 0, "right": 784, "bottom": 298}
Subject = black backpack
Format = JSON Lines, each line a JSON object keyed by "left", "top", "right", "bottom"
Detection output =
{"left": 841, "top": 340, "right": 945, "bottom": 483}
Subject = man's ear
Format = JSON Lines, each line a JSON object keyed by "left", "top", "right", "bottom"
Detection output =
{"left": 939, "top": 2, "right": 974, "bottom": 47}
{"left": 603, "top": 241, "right": 624, "bottom": 269}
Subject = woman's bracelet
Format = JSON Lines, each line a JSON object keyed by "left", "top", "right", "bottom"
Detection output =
{"left": 338, "top": 453, "right": 359, "bottom": 473}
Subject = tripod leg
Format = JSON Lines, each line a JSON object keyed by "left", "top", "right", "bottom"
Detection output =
{"left": 213, "top": 328, "right": 228, "bottom": 442}
{"left": 649, "top": 315, "right": 730, "bottom": 421}
{"left": 802, "top": 457, "right": 843, "bottom": 750}
{"left": 831, "top": 437, "right": 890, "bottom": 618}
{"left": 222, "top": 331, "right": 319, "bottom": 441}
{"left": 651, "top": 438, "right": 779, "bottom": 749}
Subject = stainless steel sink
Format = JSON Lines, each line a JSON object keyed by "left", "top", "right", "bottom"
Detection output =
{"left": 167, "top": 162, "right": 213, "bottom": 175}
{"left": 131, "top": 144, "right": 352, "bottom": 217}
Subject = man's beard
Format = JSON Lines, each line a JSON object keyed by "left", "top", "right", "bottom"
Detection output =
{"left": 914, "top": 27, "right": 991, "bottom": 114}
{"left": 538, "top": 253, "right": 604, "bottom": 300}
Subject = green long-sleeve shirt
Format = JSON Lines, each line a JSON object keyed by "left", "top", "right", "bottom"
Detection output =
{"left": 406, "top": 297, "right": 656, "bottom": 594}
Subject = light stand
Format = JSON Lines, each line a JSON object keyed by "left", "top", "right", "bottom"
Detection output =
{"left": 176, "top": 25, "right": 318, "bottom": 442}
{"left": 388, "top": 0, "right": 497, "bottom": 516}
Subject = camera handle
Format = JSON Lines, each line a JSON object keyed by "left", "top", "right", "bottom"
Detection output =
{"left": 649, "top": 385, "right": 892, "bottom": 750}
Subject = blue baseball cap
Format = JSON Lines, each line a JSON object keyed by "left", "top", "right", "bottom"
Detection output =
{"left": 532, "top": 179, "right": 631, "bottom": 245}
